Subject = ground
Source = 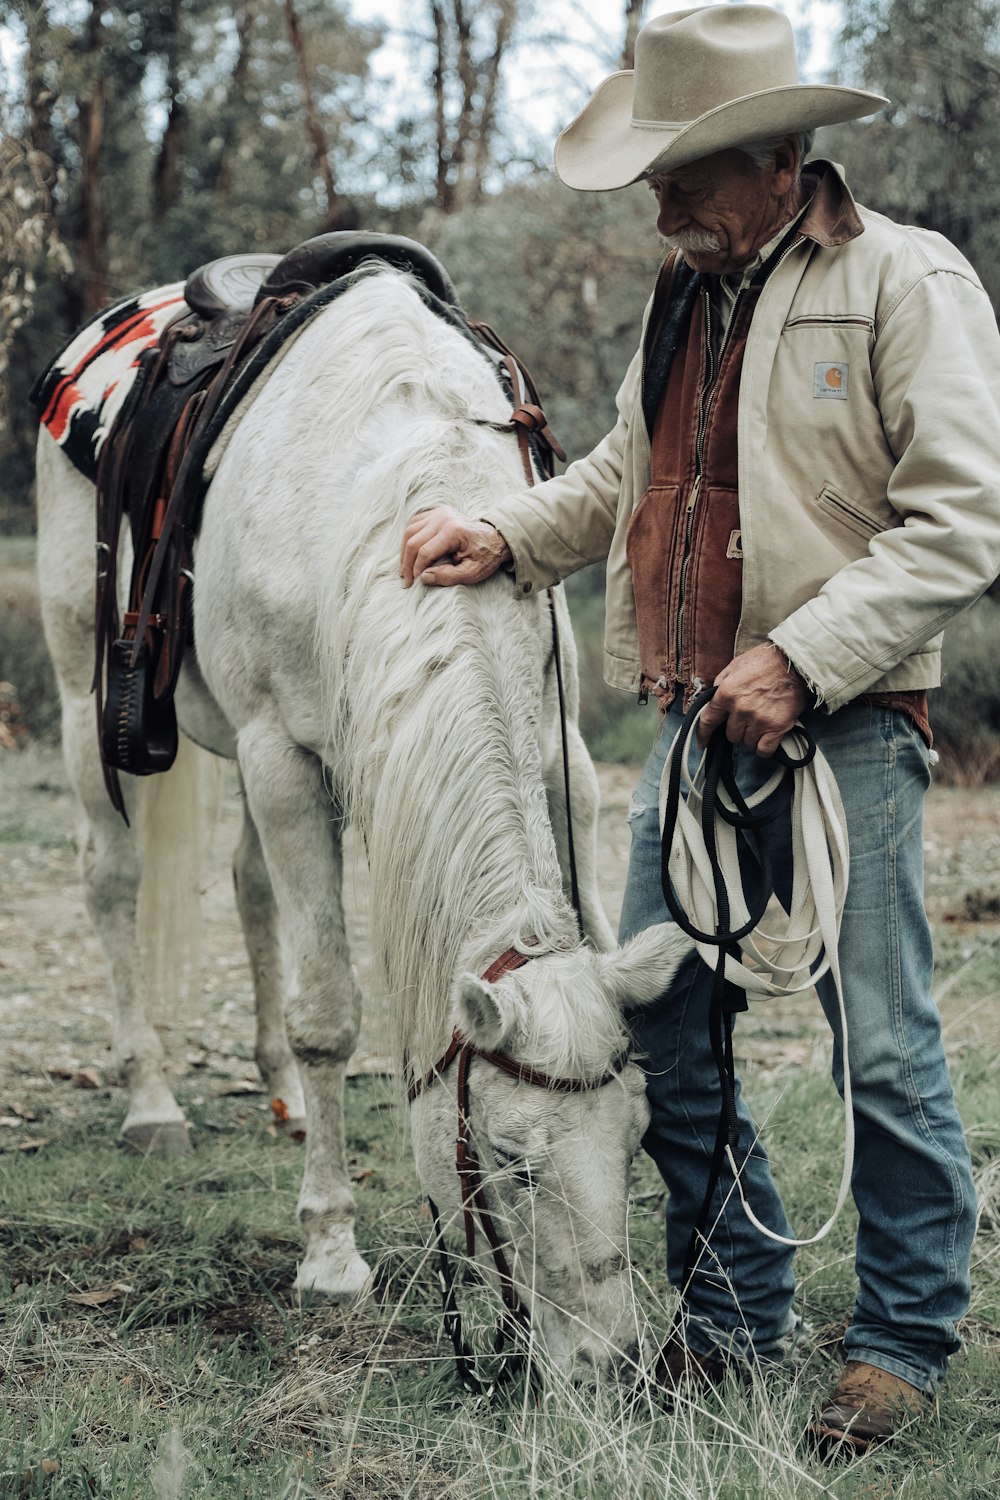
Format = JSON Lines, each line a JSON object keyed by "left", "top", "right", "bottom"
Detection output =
{"left": 2, "top": 743, "right": 999, "bottom": 1110}
{"left": 2, "top": 736, "right": 999, "bottom": 1497}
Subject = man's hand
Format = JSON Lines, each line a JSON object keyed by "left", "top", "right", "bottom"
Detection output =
{"left": 400, "top": 506, "right": 512, "bottom": 588}
{"left": 697, "top": 643, "right": 809, "bottom": 756}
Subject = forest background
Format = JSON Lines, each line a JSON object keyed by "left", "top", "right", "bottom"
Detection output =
{"left": 2, "top": 0, "right": 999, "bottom": 771}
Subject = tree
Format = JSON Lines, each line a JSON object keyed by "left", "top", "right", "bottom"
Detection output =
{"left": 428, "top": 0, "right": 519, "bottom": 212}
{"left": 831, "top": 0, "right": 1000, "bottom": 305}
{"left": 621, "top": 0, "right": 646, "bottom": 69}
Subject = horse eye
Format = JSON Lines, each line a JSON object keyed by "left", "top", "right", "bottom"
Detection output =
{"left": 490, "top": 1144, "right": 535, "bottom": 1189}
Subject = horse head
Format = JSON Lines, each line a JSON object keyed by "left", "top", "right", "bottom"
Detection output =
{"left": 409, "top": 921, "right": 692, "bottom": 1385}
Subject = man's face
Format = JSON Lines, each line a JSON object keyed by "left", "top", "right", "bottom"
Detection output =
{"left": 647, "top": 148, "right": 786, "bottom": 275}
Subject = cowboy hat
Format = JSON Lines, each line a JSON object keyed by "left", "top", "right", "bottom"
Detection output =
{"left": 555, "top": 5, "right": 887, "bottom": 191}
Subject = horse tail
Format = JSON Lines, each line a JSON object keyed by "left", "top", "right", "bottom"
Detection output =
{"left": 136, "top": 733, "right": 222, "bottom": 1015}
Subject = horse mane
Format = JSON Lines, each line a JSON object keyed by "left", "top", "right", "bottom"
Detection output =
{"left": 287, "top": 270, "right": 595, "bottom": 1072}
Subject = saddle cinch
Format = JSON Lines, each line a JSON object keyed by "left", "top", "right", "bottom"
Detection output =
{"left": 95, "top": 232, "right": 564, "bottom": 818}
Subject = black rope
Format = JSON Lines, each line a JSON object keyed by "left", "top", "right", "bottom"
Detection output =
{"left": 547, "top": 591, "right": 584, "bottom": 937}
{"left": 657, "top": 687, "right": 816, "bottom": 1329}
{"left": 428, "top": 1198, "right": 531, "bottom": 1399}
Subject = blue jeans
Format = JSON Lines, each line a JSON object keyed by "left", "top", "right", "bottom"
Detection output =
{"left": 620, "top": 698, "right": 976, "bottom": 1392}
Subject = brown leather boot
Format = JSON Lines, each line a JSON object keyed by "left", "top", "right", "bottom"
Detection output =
{"left": 808, "top": 1360, "right": 927, "bottom": 1458}
{"left": 655, "top": 1336, "right": 734, "bottom": 1390}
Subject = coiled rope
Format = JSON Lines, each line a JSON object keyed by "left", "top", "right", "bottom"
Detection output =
{"left": 658, "top": 686, "right": 853, "bottom": 1250}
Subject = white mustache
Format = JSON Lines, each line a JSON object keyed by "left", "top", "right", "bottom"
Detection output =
{"left": 659, "top": 229, "right": 723, "bottom": 255}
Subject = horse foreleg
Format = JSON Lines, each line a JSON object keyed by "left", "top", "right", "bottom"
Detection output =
{"left": 237, "top": 717, "right": 370, "bottom": 1302}
{"left": 232, "top": 786, "right": 305, "bottom": 1136}
{"left": 545, "top": 721, "right": 616, "bottom": 951}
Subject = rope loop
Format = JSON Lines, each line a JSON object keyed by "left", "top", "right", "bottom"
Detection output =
{"left": 659, "top": 687, "right": 854, "bottom": 1249}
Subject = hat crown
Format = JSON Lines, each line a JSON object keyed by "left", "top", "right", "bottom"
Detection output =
{"left": 632, "top": 5, "right": 800, "bottom": 126}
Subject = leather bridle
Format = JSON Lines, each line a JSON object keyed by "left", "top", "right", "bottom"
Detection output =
{"left": 408, "top": 944, "right": 629, "bottom": 1396}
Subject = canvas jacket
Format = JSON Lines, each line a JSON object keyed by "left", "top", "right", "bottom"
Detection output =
{"left": 483, "top": 162, "right": 1000, "bottom": 711}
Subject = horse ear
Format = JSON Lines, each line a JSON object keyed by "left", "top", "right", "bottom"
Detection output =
{"left": 455, "top": 975, "right": 518, "bottom": 1051}
{"left": 600, "top": 923, "right": 694, "bottom": 1006}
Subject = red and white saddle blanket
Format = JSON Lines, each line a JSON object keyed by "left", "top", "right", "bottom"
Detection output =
{"left": 31, "top": 284, "right": 187, "bottom": 483}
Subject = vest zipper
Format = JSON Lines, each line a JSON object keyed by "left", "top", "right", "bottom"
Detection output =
{"left": 673, "top": 286, "right": 742, "bottom": 686}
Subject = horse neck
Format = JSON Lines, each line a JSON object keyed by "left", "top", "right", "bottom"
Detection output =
{"left": 351, "top": 596, "right": 576, "bottom": 1074}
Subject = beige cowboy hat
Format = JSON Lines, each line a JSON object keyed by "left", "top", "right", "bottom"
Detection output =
{"left": 555, "top": 5, "right": 887, "bottom": 191}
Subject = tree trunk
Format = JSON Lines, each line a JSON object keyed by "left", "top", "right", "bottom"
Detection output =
{"left": 76, "top": 0, "right": 109, "bottom": 317}
{"left": 152, "top": 0, "right": 186, "bottom": 221}
{"left": 430, "top": 1, "right": 454, "bottom": 211}
{"left": 473, "top": 0, "right": 516, "bottom": 192}
{"left": 213, "top": 2, "right": 255, "bottom": 202}
{"left": 284, "top": 0, "right": 341, "bottom": 226}
{"left": 621, "top": 0, "right": 646, "bottom": 69}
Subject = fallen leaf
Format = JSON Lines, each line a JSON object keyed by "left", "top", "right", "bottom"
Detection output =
{"left": 271, "top": 1097, "right": 290, "bottom": 1123}
{"left": 0, "top": 1116, "right": 23, "bottom": 1128}
{"left": 217, "top": 1080, "right": 264, "bottom": 1096}
{"left": 44, "top": 1065, "right": 101, "bottom": 1090}
{"left": 41, "top": 1459, "right": 60, "bottom": 1476}
{"left": 14, "top": 1137, "right": 50, "bottom": 1152}
{"left": 67, "top": 1283, "right": 132, "bottom": 1307}
{"left": 352, "top": 1168, "right": 376, "bottom": 1183}
{"left": 129, "top": 1237, "right": 148, "bottom": 1252}
{"left": 10, "top": 1102, "right": 38, "bottom": 1120}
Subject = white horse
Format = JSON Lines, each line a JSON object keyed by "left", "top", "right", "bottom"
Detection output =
{"left": 36, "top": 267, "right": 691, "bottom": 1378}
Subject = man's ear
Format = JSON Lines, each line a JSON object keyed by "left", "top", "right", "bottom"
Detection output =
{"left": 770, "top": 135, "right": 800, "bottom": 196}
{"left": 454, "top": 974, "right": 521, "bottom": 1051}
{"left": 598, "top": 923, "right": 694, "bottom": 1007}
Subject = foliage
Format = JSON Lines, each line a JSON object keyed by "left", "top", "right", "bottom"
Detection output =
{"left": 829, "top": 0, "right": 1000, "bottom": 305}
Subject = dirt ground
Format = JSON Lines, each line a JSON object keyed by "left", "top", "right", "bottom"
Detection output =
{"left": 2, "top": 738, "right": 999, "bottom": 1138}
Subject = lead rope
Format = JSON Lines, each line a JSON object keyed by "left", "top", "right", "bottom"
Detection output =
{"left": 659, "top": 686, "right": 854, "bottom": 1267}
{"left": 495, "top": 348, "right": 583, "bottom": 938}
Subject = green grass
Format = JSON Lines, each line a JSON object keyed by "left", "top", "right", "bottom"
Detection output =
{"left": 2, "top": 1043, "right": 997, "bottom": 1498}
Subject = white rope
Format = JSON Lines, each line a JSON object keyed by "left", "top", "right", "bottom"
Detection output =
{"left": 658, "top": 708, "right": 854, "bottom": 1247}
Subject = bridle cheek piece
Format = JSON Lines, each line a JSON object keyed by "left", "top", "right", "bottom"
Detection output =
{"left": 408, "top": 945, "right": 628, "bottom": 1395}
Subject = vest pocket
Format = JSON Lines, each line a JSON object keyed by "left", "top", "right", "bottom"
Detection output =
{"left": 813, "top": 481, "right": 884, "bottom": 541}
{"left": 626, "top": 483, "right": 683, "bottom": 680}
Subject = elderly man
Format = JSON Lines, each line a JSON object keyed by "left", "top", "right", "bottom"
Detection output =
{"left": 400, "top": 4, "right": 1000, "bottom": 1457}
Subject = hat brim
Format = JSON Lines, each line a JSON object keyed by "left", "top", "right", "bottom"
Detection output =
{"left": 555, "top": 72, "right": 888, "bottom": 191}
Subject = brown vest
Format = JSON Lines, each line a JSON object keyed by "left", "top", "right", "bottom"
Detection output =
{"left": 627, "top": 284, "right": 755, "bottom": 706}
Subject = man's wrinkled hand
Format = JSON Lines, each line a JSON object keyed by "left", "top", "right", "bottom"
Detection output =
{"left": 697, "top": 643, "right": 809, "bottom": 756}
{"left": 400, "top": 505, "right": 512, "bottom": 588}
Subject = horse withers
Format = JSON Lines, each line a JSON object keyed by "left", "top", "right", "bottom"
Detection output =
{"left": 35, "top": 265, "right": 691, "bottom": 1382}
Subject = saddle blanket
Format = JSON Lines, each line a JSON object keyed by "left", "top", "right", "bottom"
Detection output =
{"left": 32, "top": 284, "right": 188, "bottom": 483}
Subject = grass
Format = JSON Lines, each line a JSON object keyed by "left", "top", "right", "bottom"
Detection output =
{"left": 2, "top": 1030, "right": 998, "bottom": 1498}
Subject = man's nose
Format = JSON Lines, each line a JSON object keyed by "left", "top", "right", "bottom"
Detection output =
{"left": 654, "top": 185, "right": 689, "bottom": 233}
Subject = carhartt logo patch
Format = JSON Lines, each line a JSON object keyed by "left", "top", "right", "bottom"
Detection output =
{"left": 814, "top": 362, "right": 848, "bottom": 399}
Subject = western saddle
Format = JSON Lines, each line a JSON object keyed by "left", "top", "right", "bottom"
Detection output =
{"left": 94, "top": 232, "right": 562, "bottom": 817}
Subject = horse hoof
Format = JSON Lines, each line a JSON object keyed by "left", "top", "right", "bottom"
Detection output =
{"left": 295, "top": 1251, "right": 373, "bottom": 1305}
{"left": 120, "top": 1120, "right": 193, "bottom": 1155}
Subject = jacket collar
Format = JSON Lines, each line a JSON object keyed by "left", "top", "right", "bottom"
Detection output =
{"left": 798, "top": 159, "right": 865, "bottom": 248}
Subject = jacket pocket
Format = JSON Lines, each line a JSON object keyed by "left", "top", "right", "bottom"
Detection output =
{"left": 812, "top": 482, "right": 884, "bottom": 541}
{"left": 783, "top": 314, "right": 875, "bottom": 333}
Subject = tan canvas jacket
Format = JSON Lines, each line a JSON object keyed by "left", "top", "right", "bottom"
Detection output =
{"left": 484, "top": 163, "right": 1000, "bottom": 711}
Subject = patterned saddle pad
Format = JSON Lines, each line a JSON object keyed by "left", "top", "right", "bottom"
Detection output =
{"left": 31, "top": 284, "right": 187, "bottom": 482}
